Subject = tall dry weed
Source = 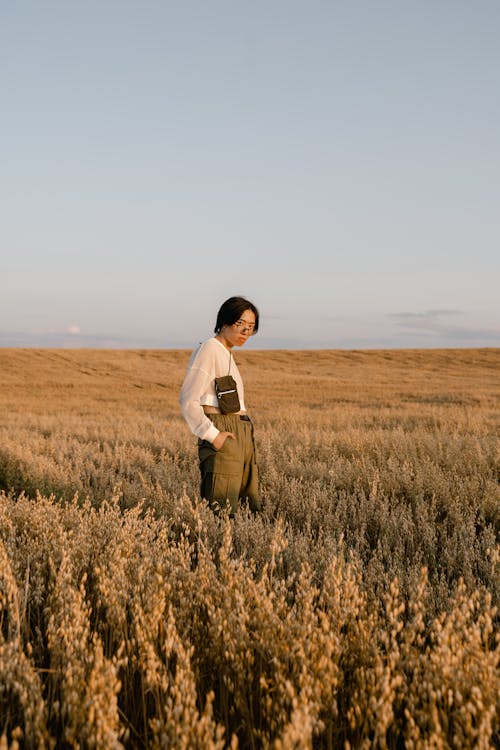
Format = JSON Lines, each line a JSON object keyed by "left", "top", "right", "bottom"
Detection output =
{"left": 0, "top": 348, "right": 499, "bottom": 747}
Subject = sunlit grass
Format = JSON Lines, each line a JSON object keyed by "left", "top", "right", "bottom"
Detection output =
{"left": 0, "top": 348, "right": 499, "bottom": 748}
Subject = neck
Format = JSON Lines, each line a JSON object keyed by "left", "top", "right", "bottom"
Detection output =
{"left": 215, "top": 332, "right": 233, "bottom": 351}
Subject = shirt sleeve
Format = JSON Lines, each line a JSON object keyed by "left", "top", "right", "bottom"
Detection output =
{"left": 179, "top": 364, "right": 220, "bottom": 443}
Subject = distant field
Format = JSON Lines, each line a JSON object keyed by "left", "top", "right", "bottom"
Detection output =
{"left": 1, "top": 348, "right": 499, "bottom": 748}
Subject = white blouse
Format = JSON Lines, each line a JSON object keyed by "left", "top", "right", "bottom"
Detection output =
{"left": 179, "top": 337, "right": 246, "bottom": 443}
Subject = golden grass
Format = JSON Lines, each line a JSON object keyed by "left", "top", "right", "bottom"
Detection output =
{"left": 0, "top": 347, "right": 499, "bottom": 748}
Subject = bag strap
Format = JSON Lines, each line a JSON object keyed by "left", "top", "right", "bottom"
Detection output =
{"left": 228, "top": 351, "right": 232, "bottom": 375}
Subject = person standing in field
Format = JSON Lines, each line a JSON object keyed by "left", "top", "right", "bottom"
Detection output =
{"left": 179, "top": 296, "right": 261, "bottom": 516}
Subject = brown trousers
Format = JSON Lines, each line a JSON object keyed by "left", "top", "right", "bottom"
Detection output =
{"left": 198, "top": 414, "right": 261, "bottom": 515}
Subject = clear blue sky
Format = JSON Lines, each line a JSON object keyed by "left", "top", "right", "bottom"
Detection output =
{"left": 2, "top": 1, "right": 499, "bottom": 349}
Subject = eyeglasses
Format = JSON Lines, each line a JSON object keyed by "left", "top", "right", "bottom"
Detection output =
{"left": 233, "top": 320, "right": 255, "bottom": 334}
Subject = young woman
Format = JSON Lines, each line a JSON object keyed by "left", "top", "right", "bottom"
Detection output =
{"left": 179, "top": 296, "right": 261, "bottom": 516}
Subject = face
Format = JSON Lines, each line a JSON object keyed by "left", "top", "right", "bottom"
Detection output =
{"left": 221, "top": 309, "right": 256, "bottom": 348}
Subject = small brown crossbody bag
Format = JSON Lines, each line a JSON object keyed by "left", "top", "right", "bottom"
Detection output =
{"left": 214, "top": 352, "right": 241, "bottom": 414}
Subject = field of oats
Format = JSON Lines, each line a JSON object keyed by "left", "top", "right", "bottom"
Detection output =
{"left": 0, "top": 347, "right": 499, "bottom": 749}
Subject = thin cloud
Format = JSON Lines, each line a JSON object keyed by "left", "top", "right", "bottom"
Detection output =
{"left": 388, "top": 310, "right": 463, "bottom": 330}
{"left": 387, "top": 310, "right": 500, "bottom": 345}
{"left": 390, "top": 310, "right": 463, "bottom": 318}
{"left": 441, "top": 327, "right": 500, "bottom": 342}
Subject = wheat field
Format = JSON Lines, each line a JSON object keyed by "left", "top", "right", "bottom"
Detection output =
{"left": 0, "top": 347, "right": 499, "bottom": 749}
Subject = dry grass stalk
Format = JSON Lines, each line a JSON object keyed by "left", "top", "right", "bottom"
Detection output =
{"left": 0, "top": 348, "right": 498, "bottom": 747}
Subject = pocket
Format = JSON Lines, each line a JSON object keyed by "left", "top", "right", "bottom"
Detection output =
{"left": 216, "top": 433, "right": 239, "bottom": 460}
{"left": 200, "top": 458, "right": 242, "bottom": 513}
{"left": 212, "top": 453, "right": 241, "bottom": 476}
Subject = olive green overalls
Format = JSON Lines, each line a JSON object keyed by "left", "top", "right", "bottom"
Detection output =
{"left": 198, "top": 413, "right": 261, "bottom": 516}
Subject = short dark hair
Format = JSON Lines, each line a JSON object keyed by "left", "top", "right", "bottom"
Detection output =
{"left": 214, "top": 296, "right": 260, "bottom": 334}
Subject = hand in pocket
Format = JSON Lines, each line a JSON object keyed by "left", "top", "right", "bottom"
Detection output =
{"left": 212, "top": 431, "right": 236, "bottom": 451}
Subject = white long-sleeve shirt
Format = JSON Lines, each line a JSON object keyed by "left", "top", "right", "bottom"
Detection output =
{"left": 179, "top": 337, "right": 247, "bottom": 443}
